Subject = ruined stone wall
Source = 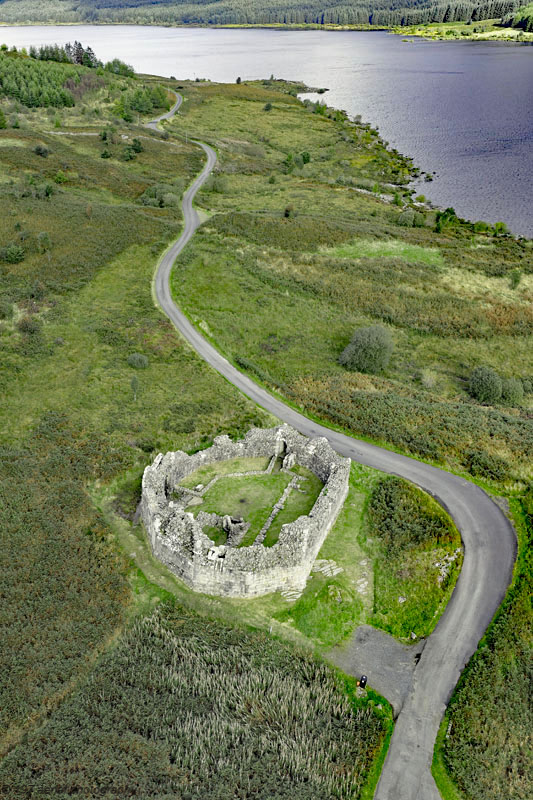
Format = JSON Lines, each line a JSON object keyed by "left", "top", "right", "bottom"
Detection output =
{"left": 141, "top": 425, "right": 350, "bottom": 598}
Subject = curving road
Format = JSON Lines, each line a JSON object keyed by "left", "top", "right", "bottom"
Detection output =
{"left": 147, "top": 98, "right": 516, "bottom": 800}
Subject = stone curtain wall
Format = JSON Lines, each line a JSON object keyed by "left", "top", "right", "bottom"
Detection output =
{"left": 141, "top": 425, "right": 350, "bottom": 598}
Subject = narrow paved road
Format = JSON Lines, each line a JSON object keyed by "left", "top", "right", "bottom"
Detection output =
{"left": 147, "top": 99, "right": 516, "bottom": 800}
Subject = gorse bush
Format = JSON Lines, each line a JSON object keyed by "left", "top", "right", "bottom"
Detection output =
{"left": 468, "top": 365, "right": 503, "bottom": 404}
{"left": 1, "top": 243, "right": 25, "bottom": 263}
{"left": 339, "top": 325, "right": 393, "bottom": 374}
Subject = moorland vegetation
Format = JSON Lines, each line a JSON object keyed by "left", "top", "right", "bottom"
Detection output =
{"left": 0, "top": 50, "right": 393, "bottom": 799}
{"left": 0, "top": 49, "right": 530, "bottom": 800}
{"left": 0, "top": 604, "right": 390, "bottom": 800}
{"left": 170, "top": 80, "right": 532, "bottom": 486}
{"left": 165, "top": 78, "right": 531, "bottom": 798}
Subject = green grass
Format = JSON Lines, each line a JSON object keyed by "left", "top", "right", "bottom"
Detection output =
{"left": 179, "top": 455, "right": 270, "bottom": 487}
{"left": 0, "top": 68, "right": 273, "bottom": 756}
{"left": 192, "top": 472, "right": 293, "bottom": 543}
{"left": 264, "top": 467, "right": 324, "bottom": 546}
{"left": 324, "top": 237, "right": 444, "bottom": 266}
{"left": 371, "top": 546, "right": 461, "bottom": 639}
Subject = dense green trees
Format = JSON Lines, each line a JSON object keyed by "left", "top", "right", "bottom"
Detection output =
{"left": 0, "top": 0, "right": 523, "bottom": 28}
{"left": 505, "top": 2, "right": 533, "bottom": 28}
{"left": 0, "top": 52, "right": 77, "bottom": 107}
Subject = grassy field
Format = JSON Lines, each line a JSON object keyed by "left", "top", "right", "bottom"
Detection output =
{"left": 180, "top": 458, "right": 324, "bottom": 546}
{"left": 169, "top": 80, "right": 532, "bottom": 484}
{"left": 392, "top": 19, "right": 533, "bottom": 40}
{"left": 0, "top": 61, "right": 271, "bottom": 759}
{"left": 0, "top": 55, "right": 396, "bottom": 797}
{"left": 2, "top": 58, "right": 529, "bottom": 800}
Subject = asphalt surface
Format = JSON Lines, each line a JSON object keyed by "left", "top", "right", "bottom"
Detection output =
{"left": 329, "top": 625, "right": 427, "bottom": 719}
{"left": 147, "top": 99, "right": 517, "bottom": 800}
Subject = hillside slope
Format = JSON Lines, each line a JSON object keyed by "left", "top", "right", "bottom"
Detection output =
{"left": 0, "top": 0, "right": 523, "bottom": 27}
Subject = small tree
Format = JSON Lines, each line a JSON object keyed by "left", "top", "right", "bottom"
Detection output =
{"left": 236, "top": 76, "right": 241, "bottom": 84}
{"left": 339, "top": 325, "right": 393, "bottom": 374}
{"left": 468, "top": 366, "right": 502, "bottom": 404}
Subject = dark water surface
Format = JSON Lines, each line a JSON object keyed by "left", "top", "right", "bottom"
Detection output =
{"left": 1, "top": 26, "right": 531, "bottom": 236}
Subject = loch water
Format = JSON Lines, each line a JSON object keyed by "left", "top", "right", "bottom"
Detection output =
{"left": 1, "top": 26, "right": 532, "bottom": 236}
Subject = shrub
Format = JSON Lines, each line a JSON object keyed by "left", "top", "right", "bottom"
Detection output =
{"left": 521, "top": 378, "right": 532, "bottom": 394}
{"left": 37, "top": 232, "right": 51, "bottom": 253}
{"left": 100, "top": 149, "right": 111, "bottom": 159}
{"left": 131, "top": 137, "right": 143, "bottom": 153}
{"left": 501, "top": 377, "right": 524, "bottom": 406}
{"left": 17, "top": 315, "right": 42, "bottom": 335}
{"left": 0, "top": 243, "right": 25, "bottom": 263}
{"left": 468, "top": 366, "right": 502, "bottom": 404}
{"left": 263, "top": 102, "right": 272, "bottom": 111}
{"left": 127, "top": 352, "right": 149, "bottom": 369}
{"left": 120, "top": 146, "right": 136, "bottom": 161}
{"left": 0, "top": 298, "right": 13, "bottom": 319}
{"left": 161, "top": 192, "right": 179, "bottom": 207}
{"left": 0, "top": 109, "right": 6, "bottom": 129}
{"left": 466, "top": 450, "right": 510, "bottom": 482}
{"left": 339, "top": 325, "right": 393, "bottom": 374}
{"left": 397, "top": 209, "right": 415, "bottom": 227}
{"left": 368, "top": 476, "right": 456, "bottom": 553}
{"left": 34, "top": 144, "right": 49, "bottom": 158}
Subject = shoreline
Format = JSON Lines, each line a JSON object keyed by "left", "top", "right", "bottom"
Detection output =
{"left": 0, "top": 20, "right": 530, "bottom": 41}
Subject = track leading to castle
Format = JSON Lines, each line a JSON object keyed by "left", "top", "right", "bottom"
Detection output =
{"left": 147, "top": 96, "right": 516, "bottom": 800}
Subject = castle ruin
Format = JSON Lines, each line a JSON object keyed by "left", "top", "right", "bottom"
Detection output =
{"left": 141, "top": 424, "right": 350, "bottom": 598}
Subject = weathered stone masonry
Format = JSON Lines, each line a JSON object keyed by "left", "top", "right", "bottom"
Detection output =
{"left": 141, "top": 424, "right": 350, "bottom": 598}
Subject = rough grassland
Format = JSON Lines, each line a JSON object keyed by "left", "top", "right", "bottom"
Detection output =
{"left": 169, "top": 81, "right": 532, "bottom": 482}
{"left": 0, "top": 74, "right": 271, "bottom": 759}
{"left": 0, "top": 60, "right": 393, "bottom": 798}
{"left": 0, "top": 603, "right": 390, "bottom": 800}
